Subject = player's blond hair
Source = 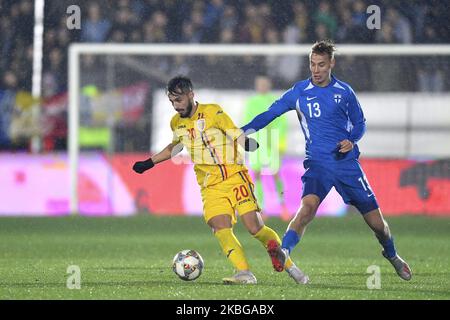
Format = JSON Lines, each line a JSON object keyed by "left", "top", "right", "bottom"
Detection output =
{"left": 311, "top": 40, "right": 336, "bottom": 60}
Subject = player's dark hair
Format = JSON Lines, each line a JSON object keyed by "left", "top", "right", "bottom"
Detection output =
{"left": 166, "top": 76, "right": 193, "bottom": 95}
{"left": 311, "top": 40, "right": 336, "bottom": 60}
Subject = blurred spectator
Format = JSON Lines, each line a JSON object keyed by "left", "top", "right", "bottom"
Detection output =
{"left": 16, "top": 0, "right": 34, "bottom": 44}
{"left": 220, "top": 5, "right": 238, "bottom": 32}
{"left": 417, "top": 61, "right": 444, "bottom": 93}
{"left": 0, "top": 0, "right": 448, "bottom": 152}
{"left": 239, "top": 4, "right": 265, "bottom": 43}
{"left": 0, "top": 72, "right": 17, "bottom": 149}
{"left": 372, "top": 22, "right": 403, "bottom": 91}
{"left": 417, "top": 26, "right": 445, "bottom": 92}
{"left": 347, "top": 0, "right": 373, "bottom": 43}
{"left": 351, "top": 0, "right": 367, "bottom": 27}
{"left": 336, "top": 8, "right": 353, "bottom": 42}
{"left": 42, "top": 48, "right": 66, "bottom": 97}
{"left": 286, "top": 2, "right": 309, "bottom": 43}
{"left": 180, "top": 8, "right": 204, "bottom": 43}
{"left": 385, "top": 7, "right": 412, "bottom": 43}
{"left": 313, "top": 1, "right": 338, "bottom": 39}
{"left": 0, "top": 71, "right": 39, "bottom": 150}
{"left": 0, "top": 16, "right": 14, "bottom": 71}
{"left": 422, "top": 26, "right": 440, "bottom": 44}
{"left": 375, "top": 22, "right": 396, "bottom": 43}
{"left": 220, "top": 28, "right": 234, "bottom": 43}
{"left": 423, "top": 1, "right": 450, "bottom": 43}
{"left": 265, "top": 25, "right": 303, "bottom": 87}
{"left": 152, "top": 11, "right": 169, "bottom": 42}
{"left": 109, "top": 5, "right": 138, "bottom": 42}
{"left": 202, "top": 0, "right": 225, "bottom": 42}
{"left": 81, "top": 2, "right": 112, "bottom": 42}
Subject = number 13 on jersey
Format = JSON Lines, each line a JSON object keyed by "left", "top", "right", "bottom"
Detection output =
{"left": 307, "top": 102, "right": 321, "bottom": 118}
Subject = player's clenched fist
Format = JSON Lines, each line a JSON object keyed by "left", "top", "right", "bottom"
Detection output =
{"left": 338, "top": 139, "right": 354, "bottom": 153}
{"left": 237, "top": 134, "right": 260, "bottom": 152}
{"left": 244, "top": 137, "right": 259, "bottom": 152}
{"left": 132, "top": 158, "right": 154, "bottom": 174}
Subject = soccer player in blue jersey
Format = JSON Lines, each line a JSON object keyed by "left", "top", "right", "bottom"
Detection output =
{"left": 240, "top": 40, "right": 412, "bottom": 282}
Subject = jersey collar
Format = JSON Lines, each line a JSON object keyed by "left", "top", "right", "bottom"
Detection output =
{"left": 188, "top": 101, "right": 200, "bottom": 119}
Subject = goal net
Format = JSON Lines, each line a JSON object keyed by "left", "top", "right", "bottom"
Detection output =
{"left": 67, "top": 44, "right": 450, "bottom": 216}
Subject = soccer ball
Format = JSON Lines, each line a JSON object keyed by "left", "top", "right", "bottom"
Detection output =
{"left": 172, "top": 249, "right": 204, "bottom": 281}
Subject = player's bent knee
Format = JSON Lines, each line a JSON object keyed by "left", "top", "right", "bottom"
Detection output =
{"left": 301, "top": 195, "right": 320, "bottom": 215}
{"left": 241, "top": 210, "right": 264, "bottom": 235}
{"left": 247, "top": 225, "right": 263, "bottom": 236}
{"left": 207, "top": 214, "right": 233, "bottom": 233}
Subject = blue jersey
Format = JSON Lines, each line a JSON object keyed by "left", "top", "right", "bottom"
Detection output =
{"left": 241, "top": 75, "right": 366, "bottom": 164}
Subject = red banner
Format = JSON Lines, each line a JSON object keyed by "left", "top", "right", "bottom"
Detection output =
{"left": 111, "top": 155, "right": 450, "bottom": 216}
{"left": 362, "top": 159, "right": 450, "bottom": 216}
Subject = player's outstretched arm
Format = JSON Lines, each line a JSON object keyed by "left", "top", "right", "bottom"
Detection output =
{"left": 214, "top": 106, "right": 260, "bottom": 152}
{"left": 132, "top": 142, "right": 183, "bottom": 174}
{"left": 241, "top": 86, "right": 296, "bottom": 134}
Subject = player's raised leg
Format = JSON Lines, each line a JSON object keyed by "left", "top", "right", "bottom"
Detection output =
{"left": 240, "top": 210, "right": 309, "bottom": 284}
{"left": 281, "top": 194, "right": 321, "bottom": 256}
{"left": 240, "top": 210, "right": 288, "bottom": 271}
{"left": 363, "top": 209, "right": 412, "bottom": 281}
{"left": 281, "top": 170, "right": 331, "bottom": 260}
{"left": 208, "top": 214, "right": 257, "bottom": 284}
{"left": 336, "top": 163, "right": 412, "bottom": 282}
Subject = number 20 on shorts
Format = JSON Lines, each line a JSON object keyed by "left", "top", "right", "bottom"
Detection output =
{"left": 233, "top": 185, "right": 249, "bottom": 201}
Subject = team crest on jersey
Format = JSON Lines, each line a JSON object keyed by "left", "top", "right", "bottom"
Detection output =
{"left": 196, "top": 119, "right": 206, "bottom": 132}
{"left": 334, "top": 94, "right": 342, "bottom": 104}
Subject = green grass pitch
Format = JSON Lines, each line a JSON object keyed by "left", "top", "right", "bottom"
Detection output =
{"left": 0, "top": 214, "right": 449, "bottom": 299}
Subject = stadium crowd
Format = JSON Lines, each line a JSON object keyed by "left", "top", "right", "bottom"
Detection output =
{"left": 1, "top": 0, "right": 449, "bottom": 93}
{"left": 0, "top": 0, "right": 449, "bottom": 151}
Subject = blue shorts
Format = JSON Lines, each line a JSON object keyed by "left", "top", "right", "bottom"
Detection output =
{"left": 301, "top": 159, "right": 379, "bottom": 214}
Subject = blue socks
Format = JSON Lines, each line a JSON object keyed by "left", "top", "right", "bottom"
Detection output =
{"left": 282, "top": 229, "right": 300, "bottom": 254}
{"left": 282, "top": 229, "right": 397, "bottom": 259}
{"left": 379, "top": 236, "right": 397, "bottom": 258}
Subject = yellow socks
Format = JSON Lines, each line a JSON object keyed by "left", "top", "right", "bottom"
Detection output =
{"left": 214, "top": 228, "right": 249, "bottom": 271}
{"left": 253, "top": 225, "right": 294, "bottom": 269}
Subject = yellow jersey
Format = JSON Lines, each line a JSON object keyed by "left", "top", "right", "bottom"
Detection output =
{"left": 170, "top": 103, "right": 247, "bottom": 189}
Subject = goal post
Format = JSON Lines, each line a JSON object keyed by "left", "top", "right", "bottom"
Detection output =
{"left": 68, "top": 44, "right": 450, "bottom": 214}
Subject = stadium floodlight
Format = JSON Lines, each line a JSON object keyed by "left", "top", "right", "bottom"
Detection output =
{"left": 68, "top": 44, "right": 450, "bottom": 214}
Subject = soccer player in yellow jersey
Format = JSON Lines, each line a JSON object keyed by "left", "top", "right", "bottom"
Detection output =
{"left": 133, "top": 76, "right": 308, "bottom": 284}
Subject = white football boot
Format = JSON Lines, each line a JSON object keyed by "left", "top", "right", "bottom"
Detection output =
{"left": 285, "top": 259, "right": 310, "bottom": 285}
{"left": 382, "top": 251, "right": 412, "bottom": 281}
{"left": 222, "top": 270, "right": 257, "bottom": 285}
